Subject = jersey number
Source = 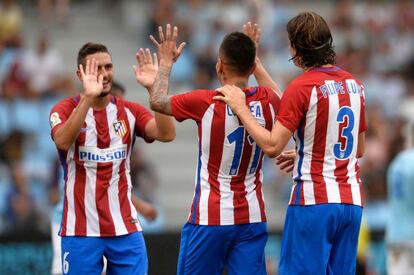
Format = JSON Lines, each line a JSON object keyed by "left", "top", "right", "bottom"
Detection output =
{"left": 334, "top": 106, "right": 355, "bottom": 159}
{"left": 227, "top": 127, "right": 261, "bottom": 175}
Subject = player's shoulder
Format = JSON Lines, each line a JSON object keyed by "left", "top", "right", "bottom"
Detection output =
{"left": 335, "top": 68, "right": 364, "bottom": 84}
{"left": 252, "top": 86, "right": 281, "bottom": 101}
{"left": 189, "top": 89, "right": 216, "bottom": 97}
{"left": 175, "top": 88, "right": 217, "bottom": 103}
{"left": 51, "top": 95, "right": 79, "bottom": 112}
{"left": 282, "top": 74, "right": 314, "bottom": 98}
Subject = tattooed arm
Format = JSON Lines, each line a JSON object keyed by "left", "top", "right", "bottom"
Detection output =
{"left": 150, "top": 63, "right": 173, "bottom": 115}
{"left": 148, "top": 24, "right": 186, "bottom": 115}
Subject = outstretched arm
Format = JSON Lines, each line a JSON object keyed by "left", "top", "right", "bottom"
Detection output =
{"left": 133, "top": 48, "right": 175, "bottom": 142}
{"left": 214, "top": 85, "right": 292, "bottom": 157}
{"left": 53, "top": 59, "right": 103, "bottom": 150}
{"left": 243, "top": 22, "right": 282, "bottom": 96}
{"left": 149, "top": 24, "right": 186, "bottom": 115}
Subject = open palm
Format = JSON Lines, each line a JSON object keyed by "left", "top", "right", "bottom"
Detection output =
{"left": 79, "top": 58, "right": 103, "bottom": 98}
{"left": 243, "top": 22, "right": 261, "bottom": 50}
{"left": 133, "top": 48, "right": 158, "bottom": 89}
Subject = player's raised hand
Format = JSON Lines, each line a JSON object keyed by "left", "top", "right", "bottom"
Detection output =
{"left": 276, "top": 149, "right": 296, "bottom": 173}
{"left": 213, "top": 84, "right": 246, "bottom": 114}
{"left": 149, "top": 24, "right": 186, "bottom": 66}
{"left": 243, "top": 22, "right": 261, "bottom": 51}
{"left": 79, "top": 58, "right": 103, "bottom": 99}
{"left": 133, "top": 48, "right": 158, "bottom": 90}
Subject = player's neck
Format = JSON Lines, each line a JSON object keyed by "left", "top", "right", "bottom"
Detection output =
{"left": 91, "top": 94, "right": 110, "bottom": 110}
{"left": 222, "top": 76, "right": 248, "bottom": 89}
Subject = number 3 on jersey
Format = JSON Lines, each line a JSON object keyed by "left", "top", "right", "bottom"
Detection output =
{"left": 334, "top": 106, "right": 355, "bottom": 160}
{"left": 227, "top": 127, "right": 262, "bottom": 175}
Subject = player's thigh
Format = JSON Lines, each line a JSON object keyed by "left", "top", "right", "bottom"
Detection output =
{"left": 227, "top": 222, "right": 268, "bottom": 275}
{"left": 328, "top": 205, "right": 362, "bottom": 275}
{"left": 279, "top": 205, "right": 340, "bottom": 275}
{"left": 61, "top": 236, "right": 105, "bottom": 275}
{"left": 387, "top": 243, "right": 414, "bottom": 275}
{"left": 51, "top": 222, "right": 62, "bottom": 275}
{"left": 177, "top": 223, "right": 231, "bottom": 275}
{"left": 104, "top": 232, "right": 148, "bottom": 275}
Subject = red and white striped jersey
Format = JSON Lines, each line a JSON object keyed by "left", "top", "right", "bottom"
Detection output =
{"left": 49, "top": 95, "right": 154, "bottom": 237}
{"left": 171, "top": 87, "right": 280, "bottom": 225}
{"left": 277, "top": 66, "right": 366, "bottom": 206}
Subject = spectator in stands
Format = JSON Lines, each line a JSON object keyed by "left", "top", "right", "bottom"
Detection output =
{"left": 21, "top": 35, "right": 65, "bottom": 98}
{"left": 0, "top": 0, "right": 22, "bottom": 48}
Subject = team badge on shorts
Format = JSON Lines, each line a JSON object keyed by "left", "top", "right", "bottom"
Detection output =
{"left": 113, "top": 120, "right": 128, "bottom": 137}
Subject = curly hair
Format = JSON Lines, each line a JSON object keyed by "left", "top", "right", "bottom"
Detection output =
{"left": 287, "top": 11, "right": 336, "bottom": 69}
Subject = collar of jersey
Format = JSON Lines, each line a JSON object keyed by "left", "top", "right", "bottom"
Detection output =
{"left": 244, "top": 87, "right": 257, "bottom": 96}
{"left": 73, "top": 95, "right": 116, "bottom": 104}
{"left": 309, "top": 66, "right": 340, "bottom": 72}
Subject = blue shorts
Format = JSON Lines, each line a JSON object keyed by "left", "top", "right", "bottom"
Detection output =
{"left": 177, "top": 222, "right": 268, "bottom": 275}
{"left": 61, "top": 232, "right": 148, "bottom": 275}
{"left": 279, "top": 204, "right": 362, "bottom": 275}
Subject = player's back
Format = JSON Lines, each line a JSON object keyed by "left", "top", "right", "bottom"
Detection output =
{"left": 170, "top": 87, "right": 280, "bottom": 226}
{"left": 283, "top": 66, "right": 366, "bottom": 206}
{"left": 386, "top": 148, "right": 414, "bottom": 242}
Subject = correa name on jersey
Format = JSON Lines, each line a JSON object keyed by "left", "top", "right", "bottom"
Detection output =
{"left": 319, "top": 79, "right": 363, "bottom": 98}
{"left": 79, "top": 144, "right": 127, "bottom": 162}
{"left": 226, "top": 101, "right": 266, "bottom": 126}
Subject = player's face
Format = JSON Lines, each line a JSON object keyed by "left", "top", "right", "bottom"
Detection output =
{"left": 86, "top": 52, "right": 113, "bottom": 95}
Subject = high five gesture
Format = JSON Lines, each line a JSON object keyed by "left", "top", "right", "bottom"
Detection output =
{"left": 78, "top": 58, "right": 104, "bottom": 99}
{"left": 133, "top": 48, "right": 159, "bottom": 90}
{"left": 150, "top": 24, "right": 186, "bottom": 65}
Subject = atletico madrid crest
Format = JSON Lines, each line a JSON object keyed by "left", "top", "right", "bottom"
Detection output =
{"left": 113, "top": 120, "right": 128, "bottom": 137}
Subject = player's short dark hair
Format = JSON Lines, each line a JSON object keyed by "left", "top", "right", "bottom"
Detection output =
{"left": 77, "top": 42, "right": 110, "bottom": 67}
{"left": 287, "top": 11, "right": 336, "bottom": 68}
{"left": 219, "top": 32, "right": 256, "bottom": 76}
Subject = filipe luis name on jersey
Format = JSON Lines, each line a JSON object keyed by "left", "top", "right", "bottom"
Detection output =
{"left": 79, "top": 144, "right": 127, "bottom": 162}
{"left": 319, "top": 79, "right": 363, "bottom": 98}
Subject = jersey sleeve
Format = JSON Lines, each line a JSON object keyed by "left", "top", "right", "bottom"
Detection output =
{"left": 359, "top": 84, "right": 367, "bottom": 134}
{"left": 267, "top": 88, "right": 281, "bottom": 120}
{"left": 125, "top": 101, "right": 155, "bottom": 143}
{"left": 170, "top": 89, "right": 213, "bottom": 122}
{"left": 276, "top": 83, "right": 308, "bottom": 133}
{"left": 49, "top": 98, "right": 75, "bottom": 139}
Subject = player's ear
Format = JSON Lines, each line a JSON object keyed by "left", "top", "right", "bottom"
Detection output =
{"left": 76, "top": 69, "right": 82, "bottom": 81}
{"left": 216, "top": 58, "right": 223, "bottom": 74}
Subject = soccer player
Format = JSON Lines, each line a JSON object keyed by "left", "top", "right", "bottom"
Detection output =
{"left": 134, "top": 23, "right": 280, "bottom": 274}
{"left": 215, "top": 11, "right": 366, "bottom": 274}
{"left": 49, "top": 43, "right": 175, "bottom": 275}
{"left": 386, "top": 121, "right": 414, "bottom": 275}
{"left": 49, "top": 80, "right": 158, "bottom": 275}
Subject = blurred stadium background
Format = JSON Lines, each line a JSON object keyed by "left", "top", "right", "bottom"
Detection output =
{"left": 0, "top": 0, "right": 413, "bottom": 274}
